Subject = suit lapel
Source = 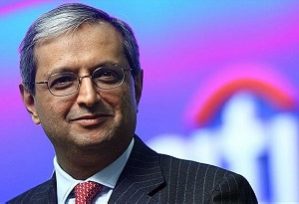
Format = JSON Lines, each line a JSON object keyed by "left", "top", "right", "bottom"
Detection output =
{"left": 29, "top": 174, "right": 57, "bottom": 204}
{"left": 109, "top": 136, "right": 165, "bottom": 203}
{"left": 38, "top": 174, "right": 57, "bottom": 204}
{"left": 47, "top": 175, "right": 57, "bottom": 204}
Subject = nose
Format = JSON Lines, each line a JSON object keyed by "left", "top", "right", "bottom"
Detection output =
{"left": 76, "top": 76, "right": 99, "bottom": 107}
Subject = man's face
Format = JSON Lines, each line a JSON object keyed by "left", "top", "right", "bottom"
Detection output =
{"left": 21, "top": 23, "right": 142, "bottom": 157}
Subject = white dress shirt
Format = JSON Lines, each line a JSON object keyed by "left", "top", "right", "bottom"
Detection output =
{"left": 54, "top": 138, "right": 134, "bottom": 204}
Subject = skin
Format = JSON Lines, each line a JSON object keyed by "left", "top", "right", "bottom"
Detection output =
{"left": 20, "top": 22, "right": 143, "bottom": 179}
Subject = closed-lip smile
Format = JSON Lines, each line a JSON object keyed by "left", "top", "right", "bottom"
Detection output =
{"left": 70, "top": 114, "right": 112, "bottom": 127}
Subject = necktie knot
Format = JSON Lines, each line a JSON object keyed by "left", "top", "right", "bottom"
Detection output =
{"left": 74, "top": 181, "right": 102, "bottom": 204}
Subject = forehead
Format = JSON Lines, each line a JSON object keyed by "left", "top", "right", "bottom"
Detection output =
{"left": 34, "top": 22, "right": 126, "bottom": 76}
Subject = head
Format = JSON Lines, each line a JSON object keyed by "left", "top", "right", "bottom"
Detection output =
{"left": 19, "top": 3, "right": 143, "bottom": 169}
{"left": 20, "top": 3, "right": 141, "bottom": 95}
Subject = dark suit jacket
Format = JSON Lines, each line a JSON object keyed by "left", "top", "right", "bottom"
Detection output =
{"left": 8, "top": 136, "right": 257, "bottom": 203}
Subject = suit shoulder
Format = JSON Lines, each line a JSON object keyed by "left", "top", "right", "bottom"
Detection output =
{"left": 159, "top": 153, "right": 248, "bottom": 187}
{"left": 7, "top": 178, "right": 56, "bottom": 204}
{"left": 159, "top": 153, "right": 232, "bottom": 174}
{"left": 158, "top": 153, "right": 257, "bottom": 203}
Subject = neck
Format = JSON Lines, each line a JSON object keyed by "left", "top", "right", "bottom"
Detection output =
{"left": 55, "top": 140, "right": 130, "bottom": 180}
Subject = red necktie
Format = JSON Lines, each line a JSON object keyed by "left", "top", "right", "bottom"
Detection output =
{"left": 74, "top": 181, "right": 103, "bottom": 204}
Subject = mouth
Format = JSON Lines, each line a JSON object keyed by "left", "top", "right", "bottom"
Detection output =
{"left": 69, "top": 114, "right": 112, "bottom": 127}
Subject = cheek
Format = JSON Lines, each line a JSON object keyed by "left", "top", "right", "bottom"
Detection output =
{"left": 118, "top": 90, "right": 138, "bottom": 123}
{"left": 102, "top": 85, "right": 137, "bottom": 118}
{"left": 35, "top": 97, "right": 74, "bottom": 142}
{"left": 118, "top": 85, "right": 137, "bottom": 111}
{"left": 35, "top": 96, "right": 72, "bottom": 124}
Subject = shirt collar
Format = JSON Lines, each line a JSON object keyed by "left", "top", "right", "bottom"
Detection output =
{"left": 54, "top": 138, "right": 134, "bottom": 203}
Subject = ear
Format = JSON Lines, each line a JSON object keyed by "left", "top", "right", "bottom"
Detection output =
{"left": 134, "top": 69, "right": 143, "bottom": 105}
{"left": 19, "top": 84, "right": 41, "bottom": 124}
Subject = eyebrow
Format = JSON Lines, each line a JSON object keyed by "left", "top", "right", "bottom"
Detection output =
{"left": 46, "top": 61, "right": 122, "bottom": 77}
{"left": 47, "top": 67, "right": 75, "bottom": 75}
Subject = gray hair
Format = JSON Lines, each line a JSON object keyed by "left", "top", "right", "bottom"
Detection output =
{"left": 20, "top": 3, "right": 140, "bottom": 94}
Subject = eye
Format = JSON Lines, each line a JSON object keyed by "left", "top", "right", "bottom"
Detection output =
{"left": 92, "top": 67, "right": 123, "bottom": 84}
{"left": 49, "top": 74, "right": 77, "bottom": 90}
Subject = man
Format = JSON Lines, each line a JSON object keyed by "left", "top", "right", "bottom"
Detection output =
{"left": 9, "top": 3, "right": 257, "bottom": 204}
